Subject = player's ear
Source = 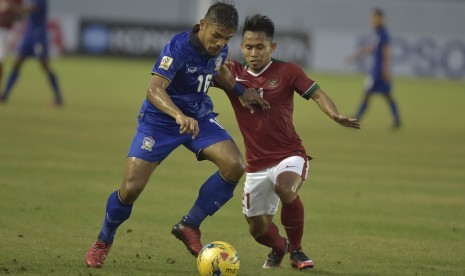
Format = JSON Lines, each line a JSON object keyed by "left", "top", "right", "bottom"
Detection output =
{"left": 200, "top": 19, "right": 206, "bottom": 30}
{"left": 270, "top": 42, "right": 277, "bottom": 54}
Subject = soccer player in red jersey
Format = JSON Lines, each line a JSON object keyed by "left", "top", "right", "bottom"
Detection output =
{"left": 0, "top": 0, "right": 21, "bottom": 91}
{"left": 219, "top": 14, "right": 360, "bottom": 270}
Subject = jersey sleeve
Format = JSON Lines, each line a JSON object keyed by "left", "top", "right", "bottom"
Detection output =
{"left": 213, "top": 56, "right": 238, "bottom": 91}
{"left": 220, "top": 45, "right": 229, "bottom": 66}
{"left": 151, "top": 38, "right": 184, "bottom": 83}
{"left": 287, "top": 63, "right": 320, "bottom": 100}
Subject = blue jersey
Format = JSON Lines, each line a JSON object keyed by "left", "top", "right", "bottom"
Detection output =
{"left": 140, "top": 25, "right": 228, "bottom": 125}
{"left": 19, "top": 0, "right": 48, "bottom": 58}
{"left": 26, "top": 0, "right": 47, "bottom": 34}
{"left": 371, "top": 26, "right": 389, "bottom": 79}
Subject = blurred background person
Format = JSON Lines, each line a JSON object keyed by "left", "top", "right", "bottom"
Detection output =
{"left": 0, "top": 0, "right": 22, "bottom": 93}
{"left": 0, "top": 0, "right": 63, "bottom": 106}
{"left": 346, "top": 8, "right": 401, "bottom": 129}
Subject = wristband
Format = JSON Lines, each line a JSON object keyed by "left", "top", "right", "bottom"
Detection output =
{"left": 232, "top": 82, "right": 245, "bottom": 96}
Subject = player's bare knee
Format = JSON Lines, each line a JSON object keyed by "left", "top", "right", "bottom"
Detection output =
{"left": 275, "top": 183, "right": 297, "bottom": 203}
{"left": 120, "top": 179, "right": 145, "bottom": 203}
{"left": 220, "top": 156, "right": 245, "bottom": 181}
{"left": 384, "top": 94, "right": 394, "bottom": 102}
{"left": 230, "top": 158, "right": 245, "bottom": 178}
{"left": 248, "top": 222, "right": 268, "bottom": 238}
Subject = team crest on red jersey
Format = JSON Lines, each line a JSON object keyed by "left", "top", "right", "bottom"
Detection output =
{"left": 268, "top": 78, "right": 278, "bottom": 88}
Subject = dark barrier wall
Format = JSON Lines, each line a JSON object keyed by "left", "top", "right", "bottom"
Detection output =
{"left": 79, "top": 19, "right": 310, "bottom": 67}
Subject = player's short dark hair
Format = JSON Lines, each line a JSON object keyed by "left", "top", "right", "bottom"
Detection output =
{"left": 204, "top": 1, "right": 239, "bottom": 31}
{"left": 373, "top": 8, "right": 384, "bottom": 18}
{"left": 242, "top": 14, "right": 275, "bottom": 40}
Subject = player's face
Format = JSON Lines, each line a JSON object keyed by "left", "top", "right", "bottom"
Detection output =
{"left": 241, "top": 31, "right": 276, "bottom": 73}
{"left": 199, "top": 19, "right": 235, "bottom": 56}
{"left": 371, "top": 13, "right": 383, "bottom": 29}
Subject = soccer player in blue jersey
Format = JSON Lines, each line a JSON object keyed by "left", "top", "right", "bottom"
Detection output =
{"left": 0, "top": 0, "right": 62, "bottom": 105}
{"left": 347, "top": 8, "right": 401, "bottom": 128}
{"left": 84, "top": 1, "right": 269, "bottom": 269}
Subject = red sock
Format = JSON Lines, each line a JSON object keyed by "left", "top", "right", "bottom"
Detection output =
{"left": 281, "top": 196, "right": 304, "bottom": 252}
{"left": 254, "top": 223, "right": 287, "bottom": 254}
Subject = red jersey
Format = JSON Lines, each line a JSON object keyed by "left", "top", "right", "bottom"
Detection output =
{"left": 0, "top": 0, "right": 22, "bottom": 29}
{"left": 225, "top": 59, "right": 320, "bottom": 172}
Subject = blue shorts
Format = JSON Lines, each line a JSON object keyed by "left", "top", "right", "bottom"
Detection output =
{"left": 128, "top": 113, "right": 233, "bottom": 162}
{"left": 365, "top": 75, "right": 391, "bottom": 94}
{"left": 18, "top": 32, "right": 49, "bottom": 58}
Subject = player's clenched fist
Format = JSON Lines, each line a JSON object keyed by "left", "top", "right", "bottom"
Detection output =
{"left": 175, "top": 114, "right": 199, "bottom": 139}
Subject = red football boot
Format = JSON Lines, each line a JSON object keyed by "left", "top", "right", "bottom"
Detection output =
{"left": 85, "top": 240, "right": 112, "bottom": 268}
{"left": 171, "top": 222, "right": 203, "bottom": 257}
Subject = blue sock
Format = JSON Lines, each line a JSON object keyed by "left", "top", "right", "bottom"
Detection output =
{"left": 182, "top": 171, "right": 237, "bottom": 228}
{"left": 356, "top": 100, "right": 368, "bottom": 119}
{"left": 48, "top": 71, "right": 62, "bottom": 103}
{"left": 1, "top": 69, "right": 20, "bottom": 100}
{"left": 389, "top": 100, "right": 401, "bottom": 124}
{"left": 98, "top": 190, "right": 133, "bottom": 244}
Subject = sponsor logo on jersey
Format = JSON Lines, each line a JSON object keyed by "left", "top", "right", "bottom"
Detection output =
{"left": 141, "top": 136, "right": 155, "bottom": 151}
{"left": 268, "top": 78, "right": 278, "bottom": 87}
{"left": 159, "top": 56, "right": 173, "bottom": 70}
{"left": 187, "top": 66, "right": 197, "bottom": 73}
{"left": 214, "top": 56, "right": 222, "bottom": 71}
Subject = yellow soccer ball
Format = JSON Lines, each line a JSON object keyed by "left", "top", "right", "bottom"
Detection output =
{"left": 197, "top": 241, "right": 240, "bottom": 276}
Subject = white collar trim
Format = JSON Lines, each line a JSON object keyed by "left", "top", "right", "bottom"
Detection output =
{"left": 247, "top": 61, "right": 273, "bottom": 77}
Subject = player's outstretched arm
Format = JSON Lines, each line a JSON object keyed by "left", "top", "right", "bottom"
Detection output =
{"left": 215, "top": 64, "right": 270, "bottom": 113}
{"left": 345, "top": 44, "right": 373, "bottom": 64}
{"left": 146, "top": 75, "right": 199, "bottom": 138}
{"left": 311, "top": 89, "right": 361, "bottom": 129}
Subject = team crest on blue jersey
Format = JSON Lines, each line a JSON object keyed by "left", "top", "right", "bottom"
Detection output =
{"left": 141, "top": 136, "right": 155, "bottom": 151}
{"left": 214, "top": 56, "right": 223, "bottom": 71}
{"left": 159, "top": 56, "right": 173, "bottom": 70}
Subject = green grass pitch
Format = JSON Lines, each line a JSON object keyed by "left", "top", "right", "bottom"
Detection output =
{"left": 0, "top": 56, "right": 464, "bottom": 275}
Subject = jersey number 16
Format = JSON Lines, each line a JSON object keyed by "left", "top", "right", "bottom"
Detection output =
{"left": 197, "top": 74, "right": 213, "bottom": 93}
